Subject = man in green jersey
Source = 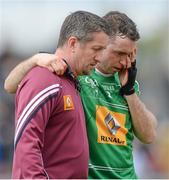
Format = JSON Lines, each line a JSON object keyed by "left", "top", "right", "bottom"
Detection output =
{"left": 4, "top": 11, "right": 157, "bottom": 179}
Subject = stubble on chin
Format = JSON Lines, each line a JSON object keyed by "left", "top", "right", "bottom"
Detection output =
{"left": 82, "top": 69, "right": 91, "bottom": 75}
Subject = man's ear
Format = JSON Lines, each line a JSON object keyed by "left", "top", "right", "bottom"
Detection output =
{"left": 134, "top": 45, "right": 138, "bottom": 56}
{"left": 67, "top": 36, "right": 78, "bottom": 53}
{"left": 131, "top": 48, "right": 137, "bottom": 62}
{"left": 134, "top": 47, "right": 137, "bottom": 55}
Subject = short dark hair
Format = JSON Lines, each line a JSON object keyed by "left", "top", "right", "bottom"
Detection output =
{"left": 103, "top": 11, "right": 140, "bottom": 41}
{"left": 57, "top": 11, "right": 111, "bottom": 47}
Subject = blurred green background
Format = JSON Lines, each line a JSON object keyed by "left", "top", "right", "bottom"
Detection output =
{"left": 0, "top": 0, "right": 169, "bottom": 178}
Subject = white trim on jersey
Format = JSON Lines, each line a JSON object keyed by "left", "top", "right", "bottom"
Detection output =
{"left": 14, "top": 84, "right": 60, "bottom": 147}
{"left": 89, "top": 163, "right": 132, "bottom": 172}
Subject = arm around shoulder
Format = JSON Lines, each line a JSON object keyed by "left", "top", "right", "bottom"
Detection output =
{"left": 4, "top": 53, "right": 60, "bottom": 93}
{"left": 4, "top": 55, "right": 37, "bottom": 93}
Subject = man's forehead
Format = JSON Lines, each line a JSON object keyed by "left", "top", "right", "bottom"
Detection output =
{"left": 91, "top": 32, "right": 109, "bottom": 42}
{"left": 109, "top": 36, "right": 136, "bottom": 51}
{"left": 85, "top": 39, "right": 108, "bottom": 49}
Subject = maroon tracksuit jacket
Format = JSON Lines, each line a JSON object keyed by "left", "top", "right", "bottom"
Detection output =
{"left": 12, "top": 67, "right": 89, "bottom": 179}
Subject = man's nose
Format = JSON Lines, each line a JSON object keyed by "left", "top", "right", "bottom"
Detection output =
{"left": 94, "top": 57, "right": 101, "bottom": 63}
{"left": 95, "top": 52, "right": 102, "bottom": 63}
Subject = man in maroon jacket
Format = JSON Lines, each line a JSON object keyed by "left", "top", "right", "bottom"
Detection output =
{"left": 11, "top": 11, "right": 111, "bottom": 179}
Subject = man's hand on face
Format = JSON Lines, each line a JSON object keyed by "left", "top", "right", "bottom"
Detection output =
{"left": 119, "top": 60, "right": 137, "bottom": 96}
{"left": 119, "top": 55, "right": 131, "bottom": 86}
{"left": 34, "top": 53, "right": 67, "bottom": 75}
{"left": 119, "top": 69, "right": 129, "bottom": 86}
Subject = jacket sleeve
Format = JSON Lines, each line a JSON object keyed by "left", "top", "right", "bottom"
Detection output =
{"left": 12, "top": 67, "right": 61, "bottom": 179}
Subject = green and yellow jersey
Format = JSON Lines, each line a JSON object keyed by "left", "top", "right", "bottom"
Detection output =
{"left": 79, "top": 68, "right": 139, "bottom": 179}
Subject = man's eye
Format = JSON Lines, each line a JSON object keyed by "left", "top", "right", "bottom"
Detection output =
{"left": 93, "top": 47, "right": 102, "bottom": 51}
{"left": 118, "top": 52, "right": 127, "bottom": 56}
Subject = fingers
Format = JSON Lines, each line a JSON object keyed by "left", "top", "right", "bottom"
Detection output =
{"left": 119, "top": 69, "right": 128, "bottom": 86}
{"left": 127, "top": 48, "right": 137, "bottom": 64}
{"left": 35, "top": 53, "right": 68, "bottom": 75}
{"left": 131, "top": 60, "right": 136, "bottom": 68}
{"left": 51, "top": 62, "right": 63, "bottom": 75}
{"left": 36, "top": 53, "right": 58, "bottom": 67}
{"left": 50, "top": 60, "right": 67, "bottom": 75}
{"left": 126, "top": 56, "right": 131, "bottom": 69}
{"left": 47, "top": 65, "right": 55, "bottom": 72}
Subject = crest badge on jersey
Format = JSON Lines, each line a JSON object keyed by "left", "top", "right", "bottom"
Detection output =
{"left": 96, "top": 105, "right": 128, "bottom": 146}
{"left": 63, "top": 95, "right": 74, "bottom": 110}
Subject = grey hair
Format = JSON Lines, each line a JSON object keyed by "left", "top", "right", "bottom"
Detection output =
{"left": 57, "top": 11, "right": 111, "bottom": 47}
